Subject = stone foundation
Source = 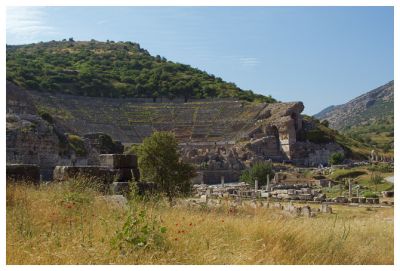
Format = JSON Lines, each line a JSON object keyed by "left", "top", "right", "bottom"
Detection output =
{"left": 53, "top": 166, "right": 115, "bottom": 184}
{"left": 6, "top": 164, "right": 40, "bottom": 184}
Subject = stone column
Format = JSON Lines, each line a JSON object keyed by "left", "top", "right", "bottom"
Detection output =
{"left": 266, "top": 174, "right": 270, "bottom": 192}
{"left": 254, "top": 179, "right": 258, "bottom": 191}
{"left": 348, "top": 179, "right": 352, "bottom": 197}
{"left": 221, "top": 175, "right": 225, "bottom": 187}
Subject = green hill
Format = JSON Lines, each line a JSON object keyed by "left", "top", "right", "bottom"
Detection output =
{"left": 6, "top": 39, "right": 276, "bottom": 103}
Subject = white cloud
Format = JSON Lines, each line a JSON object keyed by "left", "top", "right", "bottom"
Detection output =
{"left": 7, "top": 7, "right": 57, "bottom": 44}
{"left": 96, "top": 20, "right": 109, "bottom": 25}
{"left": 239, "top": 57, "right": 260, "bottom": 67}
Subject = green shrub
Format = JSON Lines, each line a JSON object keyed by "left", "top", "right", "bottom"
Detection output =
{"left": 125, "top": 144, "right": 140, "bottom": 155}
{"left": 362, "top": 191, "right": 379, "bottom": 198}
{"left": 112, "top": 206, "right": 167, "bottom": 251}
{"left": 370, "top": 172, "right": 384, "bottom": 191}
{"left": 329, "top": 152, "right": 345, "bottom": 165}
{"left": 67, "top": 134, "right": 87, "bottom": 157}
{"left": 240, "top": 161, "right": 274, "bottom": 186}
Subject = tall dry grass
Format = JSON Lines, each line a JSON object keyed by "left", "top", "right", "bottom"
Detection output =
{"left": 6, "top": 181, "right": 394, "bottom": 265}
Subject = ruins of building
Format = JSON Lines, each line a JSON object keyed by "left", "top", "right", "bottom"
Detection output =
{"left": 6, "top": 81, "right": 344, "bottom": 183}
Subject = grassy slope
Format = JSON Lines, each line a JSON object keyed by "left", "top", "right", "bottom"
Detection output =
{"left": 7, "top": 181, "right": 393, "bottom": 264}
{"left": 342, "top": 116, "right": 394, "bottom": 154}
{"left": 6, "top": 40, "right": 275, "bottom": 103}
{"left": 321, "top": 167, "right": 393, "bottom": 198}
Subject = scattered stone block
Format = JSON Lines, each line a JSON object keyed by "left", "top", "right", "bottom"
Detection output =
{"left": 366, "top": 198, "right": 375, "bottom": 204}
{"left": 301, "top": 206, "right": 311, "bottom": 217}
{"left": 6, "top": 164, "right": 40, "bottom": 185}
{"left": 99, "top": 154, "right": 138, "bottom": 169}
{"left": 359, "top": 197, "right": 366, "bottom": 203}
{"left": 334, "top": 196, "right": 348, "bottom": 203}
{"left": 314, "top": 193, "right": 326, "bottom": 201}
{"left": 287, "top": 189, "right": 295, "bottom": 195}
{"left": 261, "top": 192, "right": 270, "bottom": 198}
{"left": 286, "top": 204, "right": 301, "bottom": 216}
{"left": 351, "top": 197, "right": 360, "bottom": 203}
{"left": 199, "top": 195, "right": 208, "bottom": 203}
{"left": 382, "top": 191, "right": 394, "bottom": 198}
{"left": 321, "top": 204, "right": 332, "bottom": 214}
{"left": 298, "top": 194, "right": 313, "bottom": 201}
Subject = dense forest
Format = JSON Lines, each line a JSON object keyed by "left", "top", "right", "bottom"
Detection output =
{"left": 6, "top": 39, "right": 276, "bottom": 103}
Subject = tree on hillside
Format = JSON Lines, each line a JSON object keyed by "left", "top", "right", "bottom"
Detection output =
{"left": 137, "top": 131, "right": 196, "bottom": 204}
{"left": 240, "top": 162, "right": 274, "bottom": 187}
{"left": 329, "top": 152, "right": 344, "bottom": 165}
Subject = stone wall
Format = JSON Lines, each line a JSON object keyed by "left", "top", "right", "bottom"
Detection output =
{"left": 6, "top": 164, "right": 40, "bottom": 184}
{"left": 291, "top": 142, "right": 344, "bottom": 166}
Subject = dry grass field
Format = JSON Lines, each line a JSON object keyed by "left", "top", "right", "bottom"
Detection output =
{"left": 6, "top": 180, "right": 394, "bottom": 265}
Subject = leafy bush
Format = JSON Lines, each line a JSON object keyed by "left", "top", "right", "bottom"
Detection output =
{"left": 362, "top": 191, "right": 379, "bottom": 198}
{"left": 329, "top": 152, "right": 344, "bottom": 165}
{"left": 370, "top": 172, "right": 384, "bottom": 191}
{"left": 240, "top": 162, "right": 274, "bottom": 186}
{"left": 112, "top": 207, "right": 167, "bottom": 252}
{"left": 137, "top": 131, "right": 196, "bottom": 203}
{"left": 67, "top": 134, "right": 87, "bottom": 156}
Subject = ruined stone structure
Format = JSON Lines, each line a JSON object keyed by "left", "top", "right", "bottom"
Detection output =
{"left": 6, "top": 164, "right": 40, "bottom": 184}
{"left": 6, "top": 82, "right": 123, "bottom": 180}
{"left": 53, "top": 154, "right": 140, "bottom": 195}
{"left": 6, "top": 81, "right": 344, "bottom": 183}
{"left": 244, "top": 102, "right": 304, "bottom": 160}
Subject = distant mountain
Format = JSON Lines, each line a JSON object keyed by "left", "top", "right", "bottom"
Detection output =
{"left": 315, "top": 81, "right": 394, "bottom": 153}
{"left": 6, "top": 40, "right": 276, "bottom": 103}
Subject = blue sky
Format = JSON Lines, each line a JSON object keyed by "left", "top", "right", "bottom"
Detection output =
{"left": 6, "top": 6, "right": 394, "bottom": 114}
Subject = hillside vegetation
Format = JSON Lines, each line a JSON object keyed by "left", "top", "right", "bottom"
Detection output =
{"left": 6, "top": 39, "right": 276, "bottom": 103}
{"left": 314, "top": 81, "right": 394, "bottom": 154}
{"left": 342, "top": 117, "right": 394, "bottom": 154}
{"left": 301, "top": 116, "right": 374, "bottom": 159}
